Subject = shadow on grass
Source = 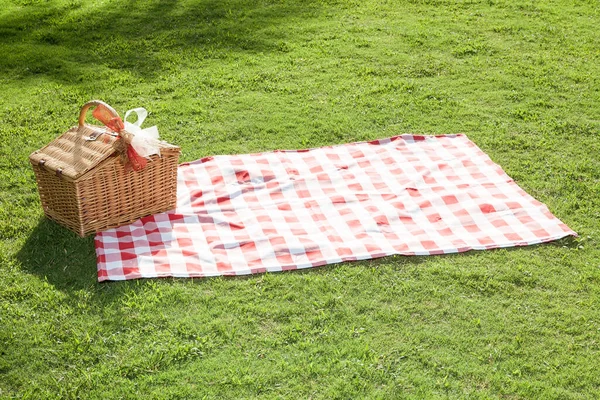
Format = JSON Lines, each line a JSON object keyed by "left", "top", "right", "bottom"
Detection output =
{"left": 17, "top": 212, "right": 571, "bottom": 295}
{"left": 16, "top": 215, "right": 433, "bottom": 293}
{"left": 15, "top": 217, "right": 97, "bottom": 291}
{"left": 0, "top": 0, "right": 322, "bottom": 82}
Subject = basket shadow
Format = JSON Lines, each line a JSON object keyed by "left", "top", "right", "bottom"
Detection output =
{"left": 16, "top": 217, "right": 98, "bottom": 292}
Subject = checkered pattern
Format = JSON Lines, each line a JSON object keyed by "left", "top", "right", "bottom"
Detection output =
{"left": 96, "top": 134, "right": 575, "bottom": 281}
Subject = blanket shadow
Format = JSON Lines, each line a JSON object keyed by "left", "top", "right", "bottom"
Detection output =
{"left": 16, "top": 217, "right": 98, "bottom": 292}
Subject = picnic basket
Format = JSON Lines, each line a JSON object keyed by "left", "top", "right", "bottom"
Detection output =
{"left": 29, "top": 100, "right": 181, "bottom": 237}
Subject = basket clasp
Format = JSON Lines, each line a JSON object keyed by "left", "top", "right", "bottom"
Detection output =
{"left": 84, "top": 128, "right": 115, "bottom": 141}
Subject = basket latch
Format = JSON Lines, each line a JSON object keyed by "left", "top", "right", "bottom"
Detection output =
{"left": 84, "top": 128, "right": 112, "bottom": 141}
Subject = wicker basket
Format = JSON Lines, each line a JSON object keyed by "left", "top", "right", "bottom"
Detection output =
{"left": 29, "top": 100, "right": 181, "bottom": 237}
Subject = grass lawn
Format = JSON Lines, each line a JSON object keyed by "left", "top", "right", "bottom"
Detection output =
{"left": 1, "top": 0, "right": 599, "bottom": 398}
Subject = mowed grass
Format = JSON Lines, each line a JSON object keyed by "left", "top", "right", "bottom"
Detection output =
{"left": 1, "top": 0, "right": 599, "bottom": 398}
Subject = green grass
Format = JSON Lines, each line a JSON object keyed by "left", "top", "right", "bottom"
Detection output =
{"left": 1, "top": 0, "right": 599, "bottom": 398}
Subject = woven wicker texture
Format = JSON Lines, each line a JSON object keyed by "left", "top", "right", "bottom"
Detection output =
{"left": 30, "top": 100, "right": 181, "bottom": 237}
{"left": 30, "top": 125, "right": 117, "bottom": 180}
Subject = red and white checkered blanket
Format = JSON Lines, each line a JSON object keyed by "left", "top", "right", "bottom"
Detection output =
{"left": 96, "top": 134, "right": 575, "bottom": 281}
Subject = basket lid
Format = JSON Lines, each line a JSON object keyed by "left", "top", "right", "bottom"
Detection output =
{"left": 30, "top": 124, "right": 119, "bottom": 181}
{"left": 29, "top": 100, "right": 180, "bottom": 181}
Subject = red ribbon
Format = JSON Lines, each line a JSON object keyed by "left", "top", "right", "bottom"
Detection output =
{"left": 93, "top": 104, "right": 147, "bottom": 171}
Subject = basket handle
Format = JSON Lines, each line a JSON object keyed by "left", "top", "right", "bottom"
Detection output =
{"left": 78, "top": 100, "right": 120, "bottom": 127}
